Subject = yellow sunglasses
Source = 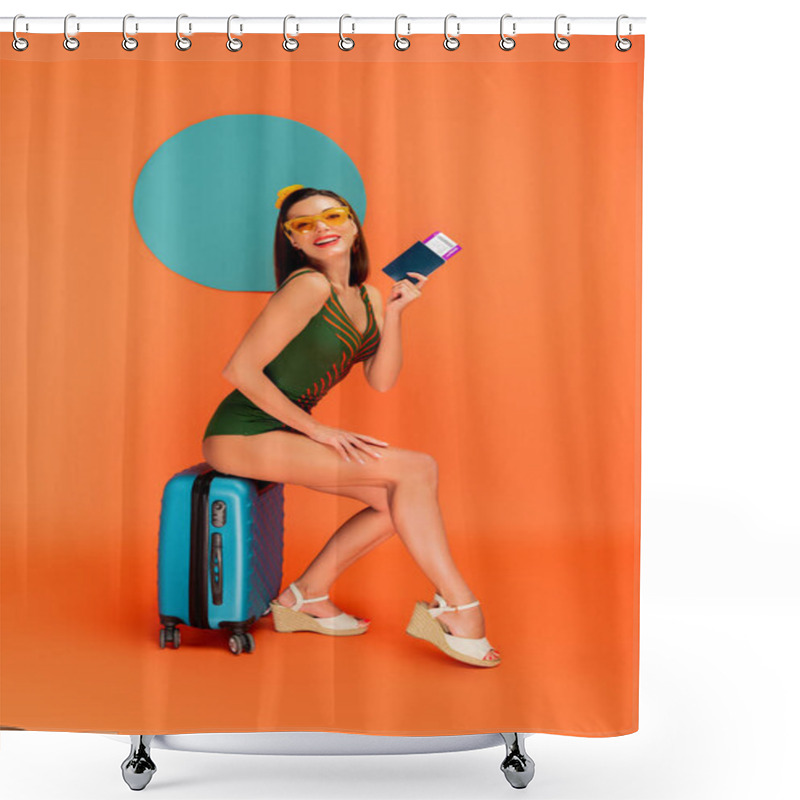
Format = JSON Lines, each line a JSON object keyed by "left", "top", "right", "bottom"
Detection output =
{"left": 283, "top": 206, "right": 353, "bottom": 236}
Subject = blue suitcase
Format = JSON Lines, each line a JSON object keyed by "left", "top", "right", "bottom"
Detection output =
{"left": 157, "top": 462, "right": 284, "bottom": 655}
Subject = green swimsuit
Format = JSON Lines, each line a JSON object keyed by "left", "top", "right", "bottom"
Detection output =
{"left": 203, "top": 268, "right": 381, "bottom": 439}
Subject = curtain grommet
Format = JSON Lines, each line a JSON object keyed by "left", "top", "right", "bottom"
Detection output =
{"left": 12, "top": 14, "right": 29, "bottom": 51}
{"left": 283, "top": 15, "right": 299, "bottom": 51}
{"left": 63, "top": 13, "right": 80, "bottom": 51}
{"left": 394, "top": 15, "right": 411, "bottom": 50}
{"left": 121, "top": 14, "right": 139, "bottom": 51}
{"left": 499, "top": 14, "right": 516, "bottom": 51}
{"left": 226, "top": 15, "right": 243, "bottom": 52}
{"left": 175, "top": 14, "right": 191, "bottom": 51}
{"left": 615, "top": 15, "right": 632, "bottom": 51}
{"left": 443, "top": 14, "right": 460, "bottom": 51}
{"left": 338, "top": 14, "right": 355, "bottom": 51}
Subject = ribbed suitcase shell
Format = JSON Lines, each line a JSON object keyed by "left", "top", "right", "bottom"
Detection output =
{"left": 157, "top": 462, "right": 284, "bottom": 653}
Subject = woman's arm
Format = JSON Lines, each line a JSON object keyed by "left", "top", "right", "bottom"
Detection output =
{"left": 363, "top": 284, "right": 402, "bottom": 392}
{"left": 222, "top": 272, "right": 330, "bottom": 435}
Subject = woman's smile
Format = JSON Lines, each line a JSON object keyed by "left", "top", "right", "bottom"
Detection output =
{"left": 314, "top": 234, "right": 340, "bottom": 247}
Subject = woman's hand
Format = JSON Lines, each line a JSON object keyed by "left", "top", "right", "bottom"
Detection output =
{"left": 385, "top": 271, "right": 428, "bottom": 315}
{"left": 306, "top": 423, "right": 389, "bottom": 464}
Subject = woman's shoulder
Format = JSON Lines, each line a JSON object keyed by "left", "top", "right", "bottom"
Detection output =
{"left": 278, "top": 268, "right": 329, "bottom": 291}
{"left": 362, "top": 282, "right": 382, "bottom": 306}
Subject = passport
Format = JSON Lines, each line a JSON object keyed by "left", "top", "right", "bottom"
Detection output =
{"left": 382, "top": 232, "right": 461, "bottom": 283}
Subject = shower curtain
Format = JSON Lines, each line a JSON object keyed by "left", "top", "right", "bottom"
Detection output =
{"left": 0, "top": 30, "right": 643, "bottom": 737}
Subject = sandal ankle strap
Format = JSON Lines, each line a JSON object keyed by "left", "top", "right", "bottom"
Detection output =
{"left": 289, "top": 581, "right": 329, "bottom": 611}
{"left": 430, "top": 592, "right": 480, "bottom": 615}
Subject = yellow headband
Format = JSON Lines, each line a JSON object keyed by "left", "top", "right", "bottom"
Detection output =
{"left": 275, "top": 184, "right": 304, "bottom": 210}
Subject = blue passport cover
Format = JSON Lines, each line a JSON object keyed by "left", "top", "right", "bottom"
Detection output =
{"left": 382, "top": 241, "right": 446, "bottom": 283}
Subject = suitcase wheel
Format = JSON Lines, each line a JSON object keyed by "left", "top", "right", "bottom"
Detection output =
{"left": 228, "top": 632, "right": 255, "bottom": 655}
{"left": 159, "top": 625, "right": 181, "bottom": 649}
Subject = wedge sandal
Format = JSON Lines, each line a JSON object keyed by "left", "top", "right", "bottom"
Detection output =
{"left": 405, "top": 593, "right": 501, "bottom": 667}
{"left": 269, "top": 582, "right": 369, "bottom": 636}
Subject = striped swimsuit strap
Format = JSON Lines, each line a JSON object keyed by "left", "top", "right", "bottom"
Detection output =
{"left": 279, "top": 269, "right": 372, "bottom": 334}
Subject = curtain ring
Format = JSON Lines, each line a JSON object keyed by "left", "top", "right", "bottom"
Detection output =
{"left": 283, "top": 15, "right": 299, "bottom": 51}
{"left": 339, "top": 15, "right": 355, "bottom": 51}
{"left": 443, "top": 14, "right": 460, "bottom": 51}
{"left": 615, "top": 15, "right": 632, "bottom": 51}
{"left": 227, "top": 15, "right": 243, "bottom": 52}
{"left": 122, "top": 14, "right": 139, "bottom": 51}
{"left": 499, "top": 14, "right": 516, "bottom": 51}
{"left": 63, "top": 13, "right": 80, "bottom": 51}
{"left": 12, "top": 14, "right": 29, "bottom": 52}
{"left": 394, "top": 15, "right": 410, "bottom": 50}
{"left": 176, "top": 14, "right": 191, "bottom": 51}
{"left": 553, "top": 14, "right": 570, "bottom": 51}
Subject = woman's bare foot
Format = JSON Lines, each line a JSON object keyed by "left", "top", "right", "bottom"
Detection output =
{"left": 429, "top": 599, "right": 501, "bottom": 662}
{"left": 277, "top": 580, "right": 370, "bottom": 628}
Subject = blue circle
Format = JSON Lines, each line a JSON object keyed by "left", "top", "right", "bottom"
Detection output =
{"left": 133, "top": 115, "right": 366, "bottom": 292}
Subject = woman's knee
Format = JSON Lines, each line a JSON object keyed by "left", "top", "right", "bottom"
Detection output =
{"left": 390, "top": 450, "right": 438, "bottom": 487}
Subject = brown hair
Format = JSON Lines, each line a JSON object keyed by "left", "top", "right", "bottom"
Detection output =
{"left": 273, "top": 187, "right": 370, "bottom": 290}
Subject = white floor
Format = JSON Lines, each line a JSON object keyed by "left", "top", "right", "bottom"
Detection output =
{"left": 2, "top": 599, "right": 797, "bottom": 800}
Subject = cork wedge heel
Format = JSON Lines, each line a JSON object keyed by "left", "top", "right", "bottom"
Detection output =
{"left": 405, "top": 594, "right": 501, "bottom": 667}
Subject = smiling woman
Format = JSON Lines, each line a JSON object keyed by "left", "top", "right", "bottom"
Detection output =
{"left": 201, "top": 184, "right": 502, "bottom": 665}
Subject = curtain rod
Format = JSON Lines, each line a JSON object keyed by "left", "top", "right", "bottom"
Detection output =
{"left": 2, "top": 16, "right": 646, "bottom": 36}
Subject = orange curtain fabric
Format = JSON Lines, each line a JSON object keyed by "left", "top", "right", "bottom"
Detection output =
{"left": 0, "top": 33, "right": 643, "bottom": 736}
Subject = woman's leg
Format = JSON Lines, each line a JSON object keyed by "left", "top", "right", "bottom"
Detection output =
{"left": 202, "top": 433, "right": 499, "bottom": 657}
{"left": 277, "top": 505, "right": 395, "bottom": 625}
{"left": 289, "top": 479, "right": 394, "bottom": 594}
{"left": 383, "top": 464, "right": 499, "bottom": 657}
